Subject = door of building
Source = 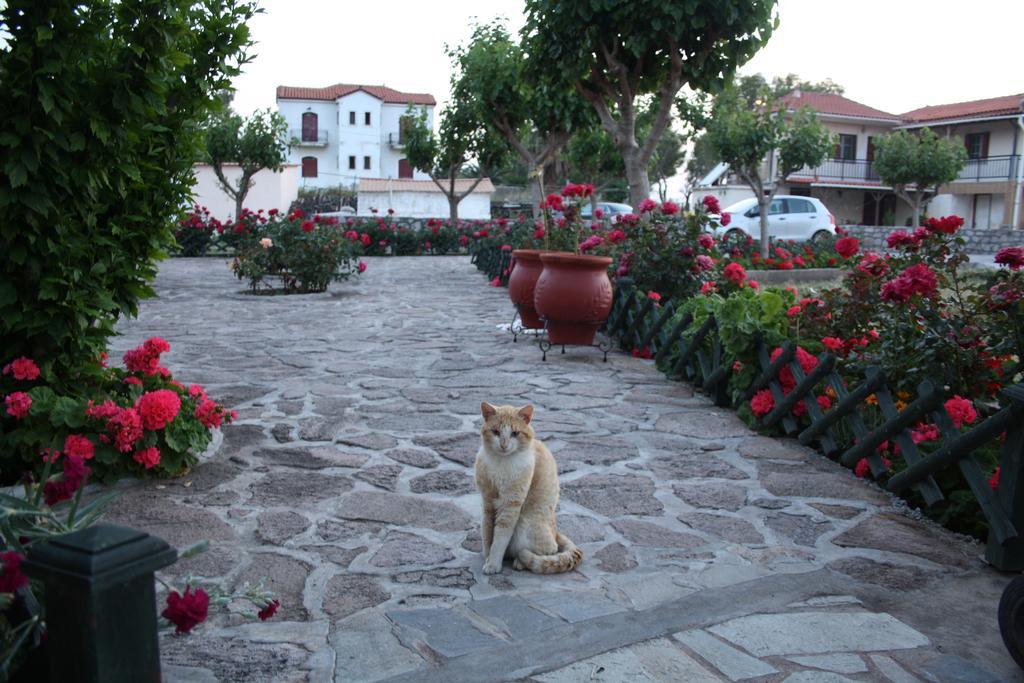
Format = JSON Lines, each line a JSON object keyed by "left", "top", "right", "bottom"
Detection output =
{"left": 973, "top": 194, "right": 993, "bottom": 229}
{"left": 398, "top": 158, "right": 413, "bottom": 179}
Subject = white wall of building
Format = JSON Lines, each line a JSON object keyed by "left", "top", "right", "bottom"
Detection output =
{"left": 357, "top": 190, "right": 491, "bottom": 219}
{"left": 278, "top": 94, "right": 435, "bottom": 189}
{"left": 190, "top": 163, "right": 299, "bottom": 219}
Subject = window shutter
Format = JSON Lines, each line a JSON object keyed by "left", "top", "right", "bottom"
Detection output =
{"left": 301, "top": 156, "right": 317, "bottom": 178}
{"left": 301, "top": 112, "right": 318, "bottom": 142}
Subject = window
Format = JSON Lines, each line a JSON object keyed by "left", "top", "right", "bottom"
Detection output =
{"left": 398, "top": 158, "right": 413, "bottom": 178}
{"left": 348, "top": 156, "right": 356, "bottom": 170}
{"left": 301, "top": 112, "right": 318, "bottom": 142}
{"left": 301, "top": 156, "right": 317, "bottom": 178}
{"left": 363, "top": 156, "right": 371, "bottom": 170}
{"left": 965, "top": 132, "right": 989, "bottom": 159}
{"left": 349, "top": 111, "right": 356, "bottom": 125}
{"left": 746, "top": 199, "right": 786, "bottom": 217}
{"left": 788, "top": 198, "right": 815, "bottom": 213}
{"left": 365, "top": 112, "right": 371, "bottom": 126}
{"left": 399, "top": 115, "right": 413, "bottom": 144}
{"left": 866, "top": 136, "right": 876, "bottom": 161}
{"left": 835, "top": 134, "right": 856, "bottom": 160}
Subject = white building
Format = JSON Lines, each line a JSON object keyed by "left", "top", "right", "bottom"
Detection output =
{"left": 697, "top": 91, "right": 1024, "bottom": 229}
{"left": 276, "top": 83, "right": 436, "bottom": 189}
{"left": 357, "top": 178, "right": 494, "bottom": 220}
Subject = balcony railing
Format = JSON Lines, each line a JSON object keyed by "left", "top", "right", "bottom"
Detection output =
{"left": 290, "top": 129, "right": 328, "bottom": 146}
{"left": 788, "top": 154, "right": 1020, "bottom": 185}
{"left": 387, "top": 132, "right": 404, "bottom": 148}
{"left": 956, "top": 155, "right": 1019, "bottom": 182}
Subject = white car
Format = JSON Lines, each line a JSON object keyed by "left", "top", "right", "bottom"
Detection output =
{"left": 714, "top": 196, "right": 837, "bottom": 243}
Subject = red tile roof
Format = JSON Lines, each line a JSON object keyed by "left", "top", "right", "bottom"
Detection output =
{"left": 900, "top": 93, "right": 1024, "bottom": 123}
{"left": 276, "top": 83, "right": 436, "bottom": 106}
{"left": 779, "top": 91, "right": 899, "bottom": 121}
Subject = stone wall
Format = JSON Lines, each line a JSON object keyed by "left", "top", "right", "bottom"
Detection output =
{"left": 845, "top": 225, "right": 1022, "bottom": 253}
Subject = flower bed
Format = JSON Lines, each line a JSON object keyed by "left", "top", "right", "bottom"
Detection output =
{"left": 230, "top": 209, "right": 367, "bottom": 293}
{"left": 603, "top": 219, "right": 1023, "bottom": 541}
{"left": 1, "top": 338, "right": 234, "bottom": 485}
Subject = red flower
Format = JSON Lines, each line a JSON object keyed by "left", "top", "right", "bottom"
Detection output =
{"left": 822, "top": 337, "right": 843, "bottom": 353}
{"left": 301, "top": 220, "right": 315, "bottom": 232}
{"left": 542, "top": 194, "right": 564, "bottom": 212}
{"left": 944, "top": 395, "right": 977, "bottom": 429}
{"left": 856, "top": 253, "right": 889, "bottom": 277}
{"left": 162, "top": 586, "right": 210, "bottom": 634}
{"left": 911, "top": 423, "right": 940, "bottom": 444}
{"left": 136, "top": 390, "right": 181, "bottom": 430}
{"left": 5, "top": 392, "right": 31, "bottom": 419}
{"left": 258, "top": 599, "right": 280, "bottom": 621}
{"left": 880, "top": 263, "right": 938, "bottom": 303}
{"left": 723, "top": 262, "right": 746, "bottom": 285}
{"left": 631, "top": 346, "right": 653, "bottom": 359}
{"left": 638, "top": 198, "right": 658, "bottom": 213}
{"left": 86, "top": 399, "right": 119, "bottom": 420}
{"left": 124, "top": 337, "right": 170, "bottom": 376}
{"left": 647, "top": 291, "right": 661, "bottom": 302}
{"left": 64, "top": 434, "right": 94, "bottom": 460}
{"left": 459, "top": 235, "right": 469, "bottom": 246}
{"left": 123, "top": 376, "right": 142, "bottom": 386}
{"left": 750, "top": 390, "right": 775, "bottom": 417}
{"left": 133, "top": 446, "right": 161, "bottom": 470}
{"left": 924, "top": 215, "right": 964, "bottom": 234}
{"left": 2, "top": 357, "right": 40, "bottom": 381}
{"left": 661, "top": 201, "right": 679, "bottom": 215}
{"left": 817, "top": 395, "right": 832, "bottom": 411}
{"left": 107, "top": 407, "right": 143, "bottom": 452}
{"left": 268, "top": 208, "right": 279, "bottom": 216}
{"left": 720, "top": 212, "right": 732, "bottom": 227}
{"left": 700, "top": 281, "right": 717, "bottom": 296}
{"left": 43, "top": 455, "right": 90, "bottom": 506}
{"left": 886, "top": 230, "right": 922, "bottom": 249}
{"left": 579, "top": 235, "right": 604, "bottom": 252}
{"left": 489, "top": 277, "right": 501, "bottom": 287}
{"left": 701, "top": 195, "right": 721, "bottom": 214}
{"left": 990, "top": 466, "right": 1001, "bottom": 491}
{"left": 697, "top": 233, "right": 714, "bottom": 249}
{"left": 0, "top": 552, "right": 28, "bottom": 593}
{"left": 834, "top": 237, "right": 859, "bottom": 259}
{"left": 995, "top": 247, "right": 1024, "bottom": 270}
{"left": 854, "top": 458, "right": 870, "bottom": 478}
{"left": 786, "top": 305, "right": 802, "bottom": 318}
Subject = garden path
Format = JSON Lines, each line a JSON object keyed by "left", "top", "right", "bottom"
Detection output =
{"left": 107, "top": 256, "right": 1016, "bottom": 682}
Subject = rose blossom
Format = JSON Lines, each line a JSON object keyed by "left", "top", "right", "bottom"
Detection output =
{"left": 697, "top": 233, "right": 714, "bottom": 249}
{"left": 0, "top": 552, "right": 28, "bottom": 593}
{"left": 258, "top": 599, "right": 281, "bottom": 621}
{"left": 661, "top": 201, "right": 679, "bottom": 215}
{"left": 696, "top": 255, "right": 715, "bottom": 271}
{"left": 162, "top": 586, "right": 210, "bottom": 634}
{"left": 701, "top": 195, "right": 721, "bottom": 214}
{"left": 723, "top": 262, "right": 746, "bottom": 285}
{"left": 637, "top": 198, "right": 657, "bottom": 213}
{"left": 995, "top": 247, "right": 1024, "bottom": 270}
{"left": 260, "top": 238, "right": 273, "bottom": 248}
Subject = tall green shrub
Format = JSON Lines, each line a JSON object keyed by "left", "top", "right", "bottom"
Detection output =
{"left": 0, "top": 0, "right": 257, "bottom": 390}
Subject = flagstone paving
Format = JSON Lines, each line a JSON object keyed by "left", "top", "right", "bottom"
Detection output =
{"left": 107, "top": 256, "right": 1018, "bottom": 682}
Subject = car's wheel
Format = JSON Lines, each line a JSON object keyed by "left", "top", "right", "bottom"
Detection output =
{"left": 999, "top": 576, "right": 1024, "bottom": 670}
{"left": 811, "top": 230, "right": 833, "bottom": 245}
{"left": 723, "top": 229, "right": 746, "bottom": 242}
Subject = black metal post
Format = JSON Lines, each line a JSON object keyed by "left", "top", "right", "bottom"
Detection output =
{"left": 23, "top": 524, "right": 177, "bottom": 682}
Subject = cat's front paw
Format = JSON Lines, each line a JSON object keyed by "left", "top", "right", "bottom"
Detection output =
{"left": 482, "top": 560, "right": 503, "bottom": 575}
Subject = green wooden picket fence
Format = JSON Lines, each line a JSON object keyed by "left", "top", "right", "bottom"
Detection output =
{"left": 472, "top": 245, "right": 513, "bottom": 286}
{"left": 604, "top": 277, "right": 1024, "bottom": 571}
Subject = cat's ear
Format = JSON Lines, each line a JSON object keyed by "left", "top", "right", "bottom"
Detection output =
{"left": 517, "top": 405, "right": 534, "bottom": 424}
{"left": 481, "top": 402, "right": 496, "bottom": 420}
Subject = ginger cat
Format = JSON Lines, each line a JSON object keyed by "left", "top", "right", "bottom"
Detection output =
{"left": 474, "top": 402, "right": 583, "bottom": 575}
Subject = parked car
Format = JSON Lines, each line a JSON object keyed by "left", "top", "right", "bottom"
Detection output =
{"left": 713, "top": 196, "right": 837, "bottom": 243}
{"left": 580, "top": 202, "right": 633, "bottom": 220}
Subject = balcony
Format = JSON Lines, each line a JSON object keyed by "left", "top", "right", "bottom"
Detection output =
{"left": 290, "top": 129, "right": 328, "bottom": 147}
{"left": 788, "top": 154, "right": 1020, "bottom": 187}
{"left": 387, "top": 132, "right": 404, "bottom": 149}
{"left": 955, "top": 155, "right": 1019, "bottom": 182}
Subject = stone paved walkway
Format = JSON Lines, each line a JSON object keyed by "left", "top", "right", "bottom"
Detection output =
{"left": 106, "top": 257, "right": 1017, "bottom": 682}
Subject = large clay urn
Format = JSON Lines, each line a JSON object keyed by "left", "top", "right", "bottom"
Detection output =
{"left": 533, "top": 252, "right": 613, "bottom": 346}
{"left": 508, "top": 249, "right": 545, "bottom": 329}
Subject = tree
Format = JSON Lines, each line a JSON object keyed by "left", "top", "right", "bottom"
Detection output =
{"left": 523, "top": 0, "right": 776, "bottom": 206}
{"left": 451, "top": 20, "right": 587, "bottom": 218}
{"left": 705, "top": 87, "right": 834, "bottom": 257}
{"left": 403, "top": 104, "right": 508, "bottom": 225}
{"left": 203, "top": 108, "right": 290, "bottom": 220}
{"left": 873, "top": 128, "right": 967, "bottom": 226}
{"left": 564, "top": 124, "right": 626, "bottom": 210}
{"left": 768, "top": 73, "right": 844, "bottom": 98}
{"left": 0, "top": 0, "right": 256, "bottom": 384}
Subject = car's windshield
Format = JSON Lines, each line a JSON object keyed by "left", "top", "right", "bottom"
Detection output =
{"left": 722, "top": 200, "right": 754, "bottom": 214}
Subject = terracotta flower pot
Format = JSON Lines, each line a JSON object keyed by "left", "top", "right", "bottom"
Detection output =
{"left": 508, "top": 250, "right": 546, "bottom": 329}
{"left": 534, "top": 252, "right": 613, "bottom": 346}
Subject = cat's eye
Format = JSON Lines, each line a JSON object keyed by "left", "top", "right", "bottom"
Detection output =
{"left": 510, "top": 431, "right": 519, "bottom": 437}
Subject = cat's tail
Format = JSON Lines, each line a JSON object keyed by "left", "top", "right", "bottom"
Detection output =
{"left": 517, "top": 532, "right": 583, "bottom": 574}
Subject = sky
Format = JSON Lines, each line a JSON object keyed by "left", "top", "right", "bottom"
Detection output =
{"left": 232, "top": 0, "right": 1024, "bottom": 117}
{"left": 230, "top": 0, "right": 1024, "bottom": 196}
